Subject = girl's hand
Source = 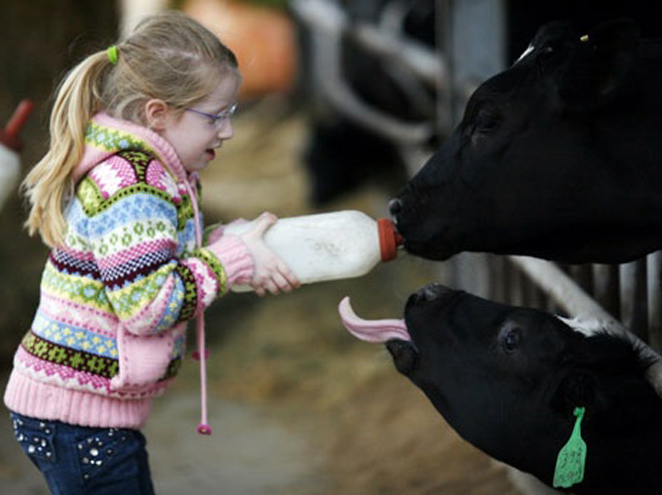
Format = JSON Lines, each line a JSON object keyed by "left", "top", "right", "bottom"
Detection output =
{"left": 206, "top": 218, "right": 249, "bottom": 245}
{"left": 237, "top": 212, "right": 301, "bottom": 296}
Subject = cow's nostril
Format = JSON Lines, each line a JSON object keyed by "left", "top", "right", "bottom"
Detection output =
{"left": 418, "top": 283, "right": 455, "bottom": 302}
{"left": 388, "top": 198, "right": 402, "bottom": 216}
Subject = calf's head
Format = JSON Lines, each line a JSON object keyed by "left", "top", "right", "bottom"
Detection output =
{"left": 390, "top": 19, "right": 662, "bottom": 263}
{"left": 340, "top": 286, "right": 662, "bottom": 492}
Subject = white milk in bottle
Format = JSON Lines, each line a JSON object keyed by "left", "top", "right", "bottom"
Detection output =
{"left": 225, "top": 210, "right": 403, "bottom": 292}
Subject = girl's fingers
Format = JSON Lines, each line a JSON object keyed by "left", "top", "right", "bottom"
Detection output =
{"left": 251, "top": 269, "right": 297, "bottom": 296}
{"left": 250, "top": 212, "right": 277, "bottom": 236}
{"left": 278, "top": 264, "right": 300, "bottom": 290}
{"left": 268, "top": 261, "right": 300, "bottom": 293}
{"left": 262, "top": 278, "right": 280, "bottom": 296}
{"left": 271, "top": 271, "right": 293, "bottom": 293}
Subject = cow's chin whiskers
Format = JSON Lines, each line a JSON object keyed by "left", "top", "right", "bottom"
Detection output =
{"left": 386, "top": 339, "right": 418, "bottom": 375}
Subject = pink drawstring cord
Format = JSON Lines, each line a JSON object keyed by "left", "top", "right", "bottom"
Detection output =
{"left": 185, "top": 175, "right": 211, "bottom": 436}
{"left": 195, "top": 315, "right": 211, "bottom": 435}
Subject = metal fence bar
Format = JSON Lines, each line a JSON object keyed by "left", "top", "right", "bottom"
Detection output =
{"left": 505, "top": 253, "right": 662, "bottom": 354}
{"left": 620, "top": 259, "right": 649, "bottom": 341}
{"left": 649, "top": 252, "right": 662, "bottom": 350}
{"left": 592, "top": 264, "right": 621, "bottom": 319}
{"left": 506, "top": 256, "right": 623, "bottom": 326}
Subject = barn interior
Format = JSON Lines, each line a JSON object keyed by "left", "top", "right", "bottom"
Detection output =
{"left": 0, "top": 1, "right": 658, "bottom": 494}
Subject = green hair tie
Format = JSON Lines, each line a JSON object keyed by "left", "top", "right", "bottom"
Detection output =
{"left": 107, "top": 45, "right": 119, "bottom": 65}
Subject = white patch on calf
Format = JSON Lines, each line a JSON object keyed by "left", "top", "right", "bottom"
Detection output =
{"left": 514, "top": 44, "right": 535, "bottom": 64}
{"left": 557, "top": 316, "right": 609, "bottom": 338}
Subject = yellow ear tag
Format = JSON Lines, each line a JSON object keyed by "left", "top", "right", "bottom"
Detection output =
{"left": 580, "top": 34, "right": 590, "bottom": 42}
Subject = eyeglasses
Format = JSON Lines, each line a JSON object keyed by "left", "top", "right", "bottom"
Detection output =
{"left": 185, "top": 103, "right": 237, "bottom": 127}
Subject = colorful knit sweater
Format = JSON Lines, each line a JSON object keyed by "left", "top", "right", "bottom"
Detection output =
{"left": 4, "top": 113, "right": 254, "bottom": 429}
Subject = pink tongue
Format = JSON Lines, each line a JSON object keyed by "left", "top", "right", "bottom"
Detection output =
{"left": 338, "top": 297, "right": 410, "bottom": 343}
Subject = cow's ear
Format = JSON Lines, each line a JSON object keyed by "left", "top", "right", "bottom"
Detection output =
{"left": 551, "top": 371, "right": 598, "bottom": 414}
{"left": 555, "top": 19, "right": 640, "bottom": 111}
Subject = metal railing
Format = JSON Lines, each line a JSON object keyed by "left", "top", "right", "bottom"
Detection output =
{"left": 501, "top": 254, "right": 662, "bottom": 348}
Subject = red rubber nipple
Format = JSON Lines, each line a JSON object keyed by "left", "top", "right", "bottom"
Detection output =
{"left": 378, "top": 218, "right": 403, "bottom": 262}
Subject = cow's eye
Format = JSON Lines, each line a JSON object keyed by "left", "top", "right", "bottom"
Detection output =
{"left": 473, "top": 108, "right": 500, "bottom": 134}
{"left": 499, "top": 323, "right": 522, "bottom": 353}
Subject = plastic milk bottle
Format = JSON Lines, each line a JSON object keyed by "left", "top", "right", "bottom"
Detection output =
{"left": 225, "top": 210, "right": 403, "bottom": 292}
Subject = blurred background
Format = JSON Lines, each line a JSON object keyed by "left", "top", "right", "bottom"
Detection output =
{"left": 0, "top": 1, "right": 658, "bottom": 494}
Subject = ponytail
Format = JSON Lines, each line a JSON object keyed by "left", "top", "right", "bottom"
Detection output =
{"left": 23, "top": 51, "right": 111, "bottom": 247}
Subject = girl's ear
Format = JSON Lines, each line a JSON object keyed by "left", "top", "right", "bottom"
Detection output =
{"left": 144, "top": 99, "right": 169, "bottom": 131}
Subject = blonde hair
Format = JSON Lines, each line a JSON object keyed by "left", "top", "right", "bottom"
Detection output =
{"left": 23, "top": 11, "right": 239, "bottom": 247}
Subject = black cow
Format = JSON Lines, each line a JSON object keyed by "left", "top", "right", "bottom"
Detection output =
{"left": 389, "top": 19, "right": 662, "bottom": 264}
{"left": 339, "top": 286, "right": 662, "bottom": 494}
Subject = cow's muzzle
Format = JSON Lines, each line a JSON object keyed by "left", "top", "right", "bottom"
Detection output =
{"left": 415, "top": 283, "right": 456, "bottom": 303}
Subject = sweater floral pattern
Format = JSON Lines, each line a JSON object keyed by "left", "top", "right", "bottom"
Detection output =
{"left": 4, "top": 114, "right": 254, "bottom": 428}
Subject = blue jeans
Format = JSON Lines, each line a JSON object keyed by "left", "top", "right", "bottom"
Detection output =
{"left": 10, "top": 412, "right": 155, "bottom": 495}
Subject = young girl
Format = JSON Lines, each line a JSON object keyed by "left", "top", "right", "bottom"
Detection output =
{"left": 4, "top": 11, "right": 299, "bottom": 494}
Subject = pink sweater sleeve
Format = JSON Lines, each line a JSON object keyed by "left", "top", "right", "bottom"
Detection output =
{"left": 204, "top": 233, "right": 255, "bottom": 288}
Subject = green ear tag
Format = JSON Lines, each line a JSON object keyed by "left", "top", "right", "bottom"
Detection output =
{"left": 553, "top": 407, "right": 587, "bottom": 489}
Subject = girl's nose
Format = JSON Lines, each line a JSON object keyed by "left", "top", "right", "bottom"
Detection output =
{"left": 218, "top": 120, "right": 234, "bottom": 140}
